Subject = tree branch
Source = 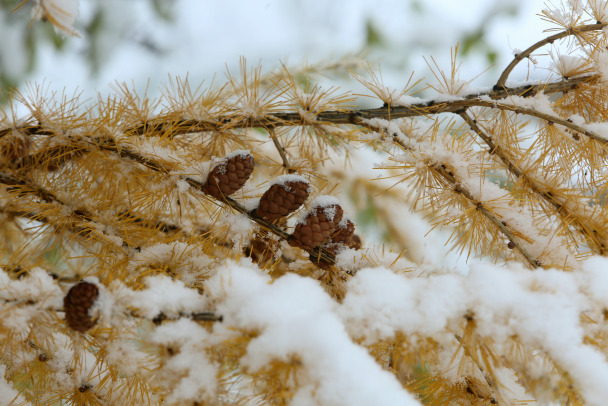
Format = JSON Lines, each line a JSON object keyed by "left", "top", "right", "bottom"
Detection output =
{"left": 495, "top": 23, "right": 605, "bottom": 89}
{"left": 385, "top": 131, "right": 541, "bottom": 269}
{"left": 1, "top": 75, "right": 595, "bottom": 146}
{"left": 268, "top": 128, "right": 292, "bottom": 171}
{"left": 459, "top": 111, "right": 607, "bottom": 254}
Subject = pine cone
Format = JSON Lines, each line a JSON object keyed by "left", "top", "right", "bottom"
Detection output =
{"left": 247, "top": 234, "right": 279, "bottom": 267}
{"left": 255, "top": 175, "right": 310, "bottom": 222}
{"left": 203, "top": 151, "right": 254, "bottom": 199}
{"left": 64, "top": 281, "right": 99, "bottom": 333}
{"left": 311, "top": 219, "right": 361, "bottom": 269}
{"left": 351, "top": 234, "right": 362, "bottom": 250}
{"left": 290, "top": 197, "right": 343, "bottom": 250}
{"left": 330, "top": 218, "right": 355, "bottom": 246}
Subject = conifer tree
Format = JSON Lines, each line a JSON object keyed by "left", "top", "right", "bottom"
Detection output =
{"left": 2, "top": 1, "right": 608, "bottom": 405}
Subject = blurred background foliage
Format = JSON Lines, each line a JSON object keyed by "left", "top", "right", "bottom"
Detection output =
{"left": 0, "top": 0, "right": 535, "bottom": 105}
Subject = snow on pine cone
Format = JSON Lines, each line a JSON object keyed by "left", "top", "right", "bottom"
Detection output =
{"left": 64, "top": 281, "right": 99, "bottom": 333}
{"left": 203, "top": 150, "right": 254, "bottom": 199}
{"left": 255, "top": 175, "right": 310, "bottom": 222}
{"left": 290, "top": 196, "right": 343, "bottom": 250}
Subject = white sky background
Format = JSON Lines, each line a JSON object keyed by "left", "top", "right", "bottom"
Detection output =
{"left": 28, "top": 0, "right": 551, "bottom": 102}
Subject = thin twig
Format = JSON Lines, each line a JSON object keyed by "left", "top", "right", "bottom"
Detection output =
{"left": 152, "top": 311, "right": 222, "bottom": 324}
{"left": 0, "top": 172, "right": 178, "bottom": 249}
{"left": 73, "top": 141, "right": 338, "bottom": 265}
{"left": 5, "top": 76, "right": 598, "bottom": 176}
{"left": 454, "top": 333, "right": 499, "bottom": 404}
{"left": 460, "top": 98, "right": 607, "bottom": 144}
{"left": 268, "top": 128, "right": 291, "bottom": 171}
{"left": 495, "top": 23, "right": 605, "bottom": 89}
{"left": 433, "top": 162, "right": 541, "bottom": 269}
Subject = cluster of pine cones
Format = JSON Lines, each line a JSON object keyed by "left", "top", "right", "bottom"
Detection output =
{"left": 63, "top": 150, "right": 361, "bottom": 333}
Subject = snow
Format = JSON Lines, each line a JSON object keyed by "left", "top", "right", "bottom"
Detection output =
{"left": 193, "top": 257, "right": 608, "bottom": 404}
{"left": 550, "top": 52, "right": 586, "bottom": 77}
{"left": 214, "top": 212, "right": 253, "bottom": 247}
{"left": 204, "top": 150, "right": 253, "bottom": 178}
{"left": 205, "top": 262, "right": 421, "bottom": 406}
{"left": 271, "top": 174, "right": 310, "bottom": 191}
{"left": 500, "top": 91, "right": 556, "bottom": 116}
{"left": 112, "top": 275, "right": 208, "bottom": 319}
{"left": 0, "top": 365, "right": 28, "bottom": 406}
{"left": 339, "top": 268, "right": 467, "bottom": 344}
{"left": 585, "top": 122, "right": 608, "bottom": 142}
{"left": 299, "top": 195, "right": 341, "bottom": 225}
{"left": 103, "top": 339, "right": 152, "bottom": 376}
{"left": 338, "top": 261, "right": 608, "bottom": 405}
{"left": 150, "top": 318, "right": 218, "bottom": 404}
{"left": 223, "top": 149, "right": 252, "bottom": 161}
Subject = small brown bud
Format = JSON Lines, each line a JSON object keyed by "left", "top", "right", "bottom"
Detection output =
{"left": 507, "top": 241, "right": 516, "bottom": 249}
{"left": 255, "top": 175, "right": 310, "bottom": 222}
{"left": 203, "top": 151, "right": 254, "bottom": 199}
{"left": 290, "top": 197, "right": 343, "bottom": 250}
{"left": 64, "top": 281, "right": 99, "bottom": 333}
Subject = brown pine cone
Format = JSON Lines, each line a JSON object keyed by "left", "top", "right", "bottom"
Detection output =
{"left": 351, "top": 234, "right": 362, "bottom": 250}
{"left": 247, "top": 234, "right": 279, "bottom": 267}
{"left": 311, "top": 219, "right": 361, "bottom": 269}
{"left": 290, "top": 197, "right": 343, "bottom": 250}
{"left": 64, "top": 281, "right": 99, "bottom": 333}
{"left": 203, "top": 151, "right": 254, "bottom": 199}
{"left": 331, "top": 218, "right": 354, "bottom": 244}
{"left": 330, "top": 218, "right": 362, "bottom": 250}
{"left": 255, "top": 175, "right": 310, "bottom": 222}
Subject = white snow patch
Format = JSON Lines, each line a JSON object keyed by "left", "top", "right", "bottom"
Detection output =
{"left": 205, "top": 262, "right": 421, "bottom": 406}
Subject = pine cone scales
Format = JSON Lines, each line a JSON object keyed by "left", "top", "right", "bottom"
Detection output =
{"left": 331, "top": 218, "right": 361, "bottom": 249}
{"left": 255, "top": 176, "right": 310, "bottom": 222}
{"left": 203, "top": 151, "right": 254, "bottom": 199}
{"left": 311, "top": 219, "right": 361, "bottom": 269}
{"left": 290, "top": 198, "right": 343, "bottom": 250}
{"left": 64, "top": 282, "right": 99, "bottom": 333}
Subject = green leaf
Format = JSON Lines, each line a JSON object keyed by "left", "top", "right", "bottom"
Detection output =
{"left": 365, "top": 19, "right": 383, "bottom": 47}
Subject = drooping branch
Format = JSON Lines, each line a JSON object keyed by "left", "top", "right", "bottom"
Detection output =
{"left": 432, "top": 162, "right": 541, "bottom": 269}
{"left": 24, "top": 138, "right": 339, "bottom": 266}
{"left": 377, "top": 122, "right": 542, "bottom": 269}
{"left": 459, "top": 111, "right": 607, "bottom": 254}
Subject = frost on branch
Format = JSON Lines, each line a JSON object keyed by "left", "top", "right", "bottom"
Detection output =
{"left": 4, "top": 1, "right": 608, "bottom": 404}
